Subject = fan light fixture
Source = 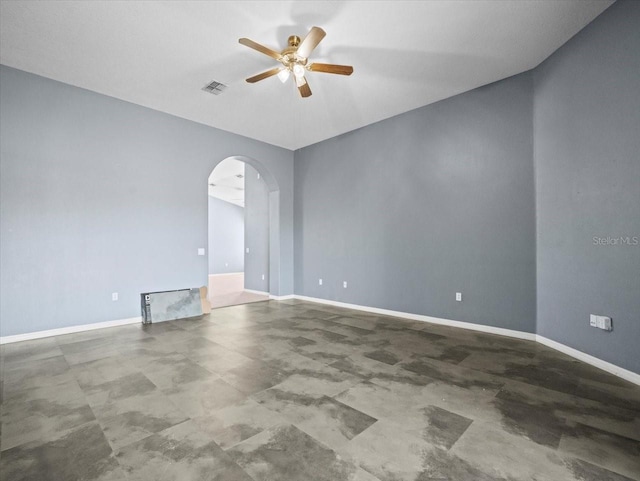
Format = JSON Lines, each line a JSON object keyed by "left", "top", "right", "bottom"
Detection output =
{"left": 239, "top": 27, "right": 353, "bottom": 98}
{"left": 293, "top": 64, "right": 305, "bottom": 78}
{"left": 277, "top": 68, "right": 290, "bottom": 83}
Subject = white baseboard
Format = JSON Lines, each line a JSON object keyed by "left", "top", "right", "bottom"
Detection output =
{"left": 270, "top": 294, "right": 295, "bottom": 301}
{"left": 245, "top": 289, "right": 269, "bottom": 296}
{"left": 0, "top": 317, "right": 142, "bottom": 345}
{"left": 293, "top": 295, "right": 537, "bottom": 341}
{"left": 536, "top": 335, "right": 640, "bottom": 386}
{"left": 291, "top": 295, "right": 639, "bottom": 386}
{"left": 208, "top": 272, "right": 244, "bottom": 277}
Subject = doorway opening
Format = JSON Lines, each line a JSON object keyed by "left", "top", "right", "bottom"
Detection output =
{"left": 207, "top": 156, "right": 274, "bottom": 308}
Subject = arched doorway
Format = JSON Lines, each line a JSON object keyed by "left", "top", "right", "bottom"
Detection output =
{"left": 206, "top": 155, "right": 280, "bottom": 308}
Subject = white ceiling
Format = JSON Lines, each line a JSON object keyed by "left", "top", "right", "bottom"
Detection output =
{"left": 208, "top": 158, "right": 245, "bottom": 207}
{"left": 0, "top": 1, "right": 613, "bottom": 150}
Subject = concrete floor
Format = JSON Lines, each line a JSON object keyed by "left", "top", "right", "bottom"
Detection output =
{"left": 1, "top": 299, "right": 638, "bottom": 480}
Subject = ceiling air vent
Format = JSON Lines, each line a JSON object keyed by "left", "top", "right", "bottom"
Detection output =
{"left": 202, "top": 80, "right": 227, "bottom": 95}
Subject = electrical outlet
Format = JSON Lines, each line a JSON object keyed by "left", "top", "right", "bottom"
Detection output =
{"left": 112, "top": 292, "right": 118, "bottom": 301}
{"left": 262, "top": 274, "right": 265, "bottom": 280}
{"left": 343, "top": 281, "right": 348, "bottom": 288}
{"left": 197, "top": 248, "right": 205, "bottom": 256}
{"left": 598, "top": 316, "right": 612, "bottom": 331}
{"left": 590, "top": 315, "right": 612, "bottom": 331}
{"left": 246, "top": 247, "right": 250, "bottom": 254}
{"left": 456, "top": 292, "right": 462, "bottom": 302}
{"left": 319, "top": 278, "right": 323, "bottom": 286}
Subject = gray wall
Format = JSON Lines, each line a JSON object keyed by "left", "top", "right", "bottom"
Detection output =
{"left": 534, "top": 0, "right": 640, "bottom": 373}
{"left": 208, "top": 196, "right": 244, "bottom": 274}
{"left": 0, "top": 65, "right": 294, "bottom": 336}
{"left": 294, "top": 72, "right": 537, "bottom": 333}
{"left": 2, "top": 2, "right": 637, "bottom": 374}
{"left": 244, "top": 165, "right": 270, "bottom": 292}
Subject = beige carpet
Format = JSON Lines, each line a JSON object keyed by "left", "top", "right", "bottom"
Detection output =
{"left": 209, "top": 290, "right": 269, "bottom": 309}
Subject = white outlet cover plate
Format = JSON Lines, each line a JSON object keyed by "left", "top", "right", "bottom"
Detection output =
{"left": 597, "top": 316, "right": 612, "bottom": 330}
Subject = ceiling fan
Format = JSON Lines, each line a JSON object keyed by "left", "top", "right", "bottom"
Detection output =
{"left": 239, "top": 27, "right": 353, "bottom": 98}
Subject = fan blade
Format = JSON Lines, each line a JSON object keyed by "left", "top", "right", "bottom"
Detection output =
{"left": 296, "top": 75, "right": 312, "bottom": 98}
{"left": 239, "top": 38, "right": 282, "bottom": 60}
{"left": 246, "top": 68, "right": 281, "bottom": 83}
{"left": 296, "top": 26, "right": 326, "bottom": 59}
{"left": 308, "top": 63, "right": 354, "bottom": 76}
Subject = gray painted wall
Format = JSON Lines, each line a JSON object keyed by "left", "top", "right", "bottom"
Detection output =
{"left": 208, "top": 196, "right": 244, "bottom": 274}
{"left": 2, "top": 2, "right": 637, "bottom": 375}
{"left": 0, "top": 65, "right": 294, "bottom": 336}
{"left": 244, "top": 165, "right": 270, "bottom": 292}
{"left": 294, "top": 72, "right": 537, "bottom": 333}
{"left": 534, "top": 0, "right": 640, "bottom": 373}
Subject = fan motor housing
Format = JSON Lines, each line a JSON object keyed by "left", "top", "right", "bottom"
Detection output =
{"left": 287, "top": 35, "right": 301, "bottom": 47}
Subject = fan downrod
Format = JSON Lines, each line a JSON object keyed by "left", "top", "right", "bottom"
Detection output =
{"left": 287, "top": 35, "right": 301, "bottom": 48}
